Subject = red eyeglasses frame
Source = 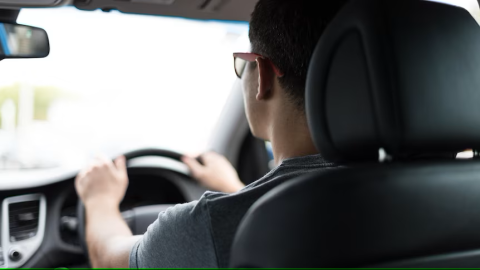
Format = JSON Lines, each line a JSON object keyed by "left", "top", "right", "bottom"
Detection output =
{"left": 233, "top": 52, "right": 285, "bottom": 79}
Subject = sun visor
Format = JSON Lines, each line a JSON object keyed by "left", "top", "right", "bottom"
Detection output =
{"left": 0, "top": 0, "right": 69, "bottom": 8}
{"left": 73, "top": 0, "right": 257, "bottom": 22}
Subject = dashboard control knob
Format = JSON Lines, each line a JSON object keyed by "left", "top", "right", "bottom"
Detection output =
{"left": 9, "top": 250, "right": 22, "bottom": 262}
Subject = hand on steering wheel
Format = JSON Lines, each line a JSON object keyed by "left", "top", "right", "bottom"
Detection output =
{"left": 182, "top": 152, "right": 244, "bottom": 193}
{"left": 75, "top": 155, "right": 128, "bottom": 212}
{"left": 75, "top": 148, "right": 198, "bottom": 259}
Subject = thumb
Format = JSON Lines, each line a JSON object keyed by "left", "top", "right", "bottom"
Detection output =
{"left": 182, "top": 156, "right": 204, "bottom": 179}
{"left": 114, "top": 156, "right": 128, "bottom": 177}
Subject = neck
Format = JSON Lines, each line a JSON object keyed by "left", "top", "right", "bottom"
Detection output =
{"left": 268, "top": 108, "right": 319, "bottom": 166}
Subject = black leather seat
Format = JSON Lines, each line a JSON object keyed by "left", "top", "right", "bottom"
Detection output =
{"left": 230, "top": 0, "right": 480, "bottom": 267}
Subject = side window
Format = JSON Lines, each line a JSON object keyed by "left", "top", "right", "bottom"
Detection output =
{"left": 457, "top": 150, "right": 474, "bottom": 159}
{"left": 236, "top": 132, "right": 270, "bottom": 185}
{"left": 431, "top": 0, "right": 480, "bottom": 23}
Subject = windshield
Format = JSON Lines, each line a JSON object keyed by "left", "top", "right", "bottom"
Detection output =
{"left": 0, "top": 7, "right": 248, "bottom": 170}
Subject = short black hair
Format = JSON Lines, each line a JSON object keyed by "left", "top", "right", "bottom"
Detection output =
{"left": 249, "top": 0, "right": 348, "bottom": 111}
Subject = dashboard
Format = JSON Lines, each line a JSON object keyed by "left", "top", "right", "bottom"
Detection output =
{"left": 0, "top": 166, "right": 206, "bottom": 268}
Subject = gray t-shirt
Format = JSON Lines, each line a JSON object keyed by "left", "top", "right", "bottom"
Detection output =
{"left": 129, "top": 154, "right": 336, "bottom": 268}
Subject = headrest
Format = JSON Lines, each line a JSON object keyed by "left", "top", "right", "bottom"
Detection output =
{"left": 306, "top": 0, "right": 480, "bottom": 163}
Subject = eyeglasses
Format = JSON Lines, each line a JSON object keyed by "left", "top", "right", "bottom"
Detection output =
{"left": 233, "top": 52, "right": 284, "bottom": 79}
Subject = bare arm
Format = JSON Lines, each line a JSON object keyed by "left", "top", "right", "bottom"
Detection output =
{"left": 85, "top": 200, "right": 140, "bottom": 268}
{"left": 76, "top": 152, "right": 241, "bottom": 267}
{"left": 76, "top": 156, "right": 140, "bottom": 268}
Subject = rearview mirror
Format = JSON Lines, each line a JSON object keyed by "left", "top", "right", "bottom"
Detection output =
{"left": 0, "top": 22, "right": 50, "bottom": 60}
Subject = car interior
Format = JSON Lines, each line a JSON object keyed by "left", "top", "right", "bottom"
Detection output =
{"left": 1, "top": 0, "right": 480, "bottom": 268}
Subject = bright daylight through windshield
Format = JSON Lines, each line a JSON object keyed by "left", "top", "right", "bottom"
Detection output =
{"left": 0, "top": 7, "right": 248, "bottom": 171}
{"left": 0, "top": 0, "right": 478, "bottom": 171}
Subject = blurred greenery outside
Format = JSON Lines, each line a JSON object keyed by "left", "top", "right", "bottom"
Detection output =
{"left": 0, "top": 83, "right": 73, "bottom": 127}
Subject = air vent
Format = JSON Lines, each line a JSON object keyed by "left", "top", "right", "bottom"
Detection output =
{"left": 8, "top": 200, "right": 40, "bottom": 242}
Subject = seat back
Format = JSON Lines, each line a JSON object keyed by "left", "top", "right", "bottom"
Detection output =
{"left": 232, "top": 162, "right": 480, "bottom": 267}
{"left": 231, "top": 0, "right": 480, "bottom": 267}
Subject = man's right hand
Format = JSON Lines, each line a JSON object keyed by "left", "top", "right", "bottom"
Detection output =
{"left": 182, "top": 152, "right": 244, "bottom": 193}
{"left": 75, "top": 155, "right": 129, "bottom": 209}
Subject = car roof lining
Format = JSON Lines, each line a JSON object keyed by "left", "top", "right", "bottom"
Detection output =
{"left": 73, "top": 0, "right": 257, "bottom": 22}
{"left": 1, "top": 0, "right": 479, "bottom": 23}
{"left": 71, "top": 0, "right": 480, "bottom": 24}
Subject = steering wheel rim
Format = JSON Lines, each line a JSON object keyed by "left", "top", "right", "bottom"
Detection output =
{"left": 76, "top": 148, "right": 194, "bottom": 259}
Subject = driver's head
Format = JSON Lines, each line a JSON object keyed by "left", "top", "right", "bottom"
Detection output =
{"left": 240, "top": 0, "right": 347, "bottom": 140}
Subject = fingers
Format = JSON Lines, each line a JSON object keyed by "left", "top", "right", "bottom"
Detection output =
{"left": 182, "top": 156, "right": 205, "bottom": 179}
{"left": 202, "top": 151, "right": 225, "bottom": 163}
{"left": 82, "top": 154, "right": 127, "bottom": 174}
{"left": 114, "top": 156, "right": 128, "bottom": 177}
{"left": 74, "top": 173, "right": 82, "bottom": 191}
{"left": 114, "top": 155, "right": 126, "bottom": 169}
{"left": 202, "top": 151, "right": 217, "bottom": 159}
{"left": 96, "top": 154, "right": 114, "bottom": 169}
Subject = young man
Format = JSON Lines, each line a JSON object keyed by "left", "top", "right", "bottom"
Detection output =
{"left": 74, "top": 0, "right": 347, "bottom": 267}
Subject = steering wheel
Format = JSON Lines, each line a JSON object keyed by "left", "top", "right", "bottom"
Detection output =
{"left": 76, "top": 148, "right": 198, "bottom": 258}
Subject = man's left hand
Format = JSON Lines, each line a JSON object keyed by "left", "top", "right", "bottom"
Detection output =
{"left": 75, "top": 155, "right": 129, "bottom": 209}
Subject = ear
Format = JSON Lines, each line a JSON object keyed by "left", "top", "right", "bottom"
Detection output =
{"left": 256, "top": 57, "right": 275, "bottom": 101}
